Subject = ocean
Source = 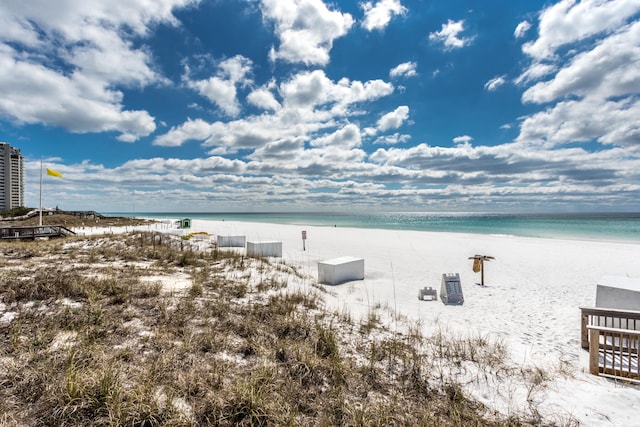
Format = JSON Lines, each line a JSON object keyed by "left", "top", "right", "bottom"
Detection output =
{"left": 110, "top": 211, "right": 640, "bottom": 243}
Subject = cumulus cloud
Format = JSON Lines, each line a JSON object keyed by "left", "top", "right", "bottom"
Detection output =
{"left": 453, "top": 135, "right": 473, "bottom": 145}
{"left": 361, "top": 0, "right": 407, "bottom": 31}
{"left": 372, "top": 133, "right": 411, "bottom": 145}
{"left": 310, "top": 123, "right": 362, "bottom": 148}
{"left": 377, "top": 106, "right": 409, "bottom": 131}
{"left": 517, "top": 97, "right": 640, "bottom": 148}
{"left": 247, "top": 88, "right": 282, "bottom": 111}
{"left": 279, "top": 70, "right": 393, "bottom": 108}
{"left": 0, "top": 0, "right": 194, "bottom": 141}
{"left": 523, "top": 0, "right": 640, "bottom": 60}
{"left": 153, "top": 118, "right": 214, "bottom": 147}
{"left": 189, "top": 77, "right": 240, "bottom": 116}
{"left": 389, "top": 61, "right": 417, "bottom": 78}
{"left": 0, "top": 46, "right": 156, "bottom": 142}
{"left": 155, "top": 70, "right": 395, "bottom": 150}
{"left": 523, "top": 21, "right": 640, "bottom": 104}
{"left": 515, "top": 2, "right": 640, "bottom": 150}
{"left": 429, "top": 19, "right": 474, "bottom": 50}
{"left": 187, "top": 55, "right": 253, "bottom": 117}
{"left": 514, "top": 20, "right": 531, "bottom": 38}
{"left": 484, "top": 75, "right": 507, "bottom": 91}
{"left": 260, "top": 0, "right": 354, "bottom": 66}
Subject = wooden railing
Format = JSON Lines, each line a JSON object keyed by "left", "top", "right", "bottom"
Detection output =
{"left": 0, "top": 225, "right": 76, "bottom": 240}
{"left": 581, "top": 307, "right": 640, "bottom": 382}
{"left": 580, "top": 306, "right": 640, "bottom": 349}
{"left": 588, "top": 325, "right": 640, "bottom": 381}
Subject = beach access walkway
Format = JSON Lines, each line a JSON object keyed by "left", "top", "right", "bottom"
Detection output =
{"left": 0, "top": 225, "right": 76, "bottom": 240}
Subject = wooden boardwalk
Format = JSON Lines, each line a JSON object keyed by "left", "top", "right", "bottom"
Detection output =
{"left": 0, "top": 225, "right": 76, "bottom": 240}
{"left": 581, "top": 306, "right": 640, "bottom": 382}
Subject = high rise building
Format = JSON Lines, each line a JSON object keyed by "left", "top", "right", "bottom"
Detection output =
{"left": 0, "top": 142, "right": 25, "bottom": 211}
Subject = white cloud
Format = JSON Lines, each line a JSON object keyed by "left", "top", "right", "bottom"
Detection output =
{"left": 153, "top": 118, "right": 214, "bottom": 147}
{"left": 187, "top": 55, "right": 253, "bottom": 117}
{"left": 0, "top": 46, "right": 156, "bottom": 142}
{"left": 389, "top": 61, "right": 417, "bottom": 78}
{"left": 453, "top": 135, "right": 473, "bottom": 145}
{"left": 517, "top": 97, "right": 640, "bottom": 148}
{"left": 429, "top": 19, "right": 474, "bottom": 50}
{"left": 279, "top": 70, "right": 393, "bottom": 108}
{"left": 523, "top": 0, "right": 640, "bottom": 60}
{"left": 484, "top": 75, "right": 507, "bottom": 91}
{"left": 155, "top": 70, "right": 396, "bottom": 154}
{"left": 218, "top": 56, "right": 253, "bottom": 83}
{"left": 310, "top": 124, "right": 362, "bottom": 148}
{"left": 360, "top": 0, "right": 407, "bottom": 31}
{"left": 0, "top": 0, "right": 194, "bottom": 141}
{"left": 514, "top": 62, "right": 556, "bottom": 85}
{"left": 280, "top": 70, "right": 334, "bottom": 107}
{"left": 377, "top": 106, "right": 409, "bottom": 131}
{"left": 247, "top": 88, "right": 282, "bottom": 111}
{"left": 333, "top": 77, "right": 395, "bottom": 105}
{"left": 190, "top": 77, "right": 240, "bottom": 116}
{"left": 260, "top": 0, "right": 354, "bottom": 66}
{"left": 372, "top": 133, "right": 411, "bottom": 145}
{"left": 514, "top": 20, "right": 531, "bottom": 38}
{"left": 523, "top": 21, "right": 640, "bottom": 104}
{"left": 514, "top": 1, "right": 640, "bottom": 151}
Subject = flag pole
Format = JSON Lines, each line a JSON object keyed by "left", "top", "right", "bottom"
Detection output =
{"left": 39, "top": 159, "right": 43, "bottom": 226}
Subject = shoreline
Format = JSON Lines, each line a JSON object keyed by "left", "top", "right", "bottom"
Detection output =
{"left": 120, "top": 212, "right": 640, "bottom": 245}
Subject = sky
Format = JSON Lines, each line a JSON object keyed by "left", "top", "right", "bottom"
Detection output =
{"left": 1, "top": 0, "right": 639, "bottom": 214}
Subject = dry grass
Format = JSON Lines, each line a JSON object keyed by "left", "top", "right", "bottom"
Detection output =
{"left": 0, "top": 231, "right": 574, "bottom": 426}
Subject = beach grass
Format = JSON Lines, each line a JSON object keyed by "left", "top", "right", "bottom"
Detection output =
{"left": 0, "top": 231, "right": 575, "bottom": 426}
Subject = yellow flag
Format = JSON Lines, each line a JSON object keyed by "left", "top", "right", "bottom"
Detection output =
{"left": 46, "top": 168, "right": 62, "bottom": 178}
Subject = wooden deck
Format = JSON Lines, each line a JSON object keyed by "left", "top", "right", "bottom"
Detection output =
{"left": 0, "top": 225, "right": 76, "bottom": 240}
{"left": 581, "top": 306, "right": 640, "bottom": 382}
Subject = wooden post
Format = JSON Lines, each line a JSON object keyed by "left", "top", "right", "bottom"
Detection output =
{"left": 589, "top": 328, "right": 601, "bottom": 375}
{"left": 469, "top": 255, "right": 494, "bottom": 287}
{"left": 581, "top": 310, "right": 589, "bottom": 349}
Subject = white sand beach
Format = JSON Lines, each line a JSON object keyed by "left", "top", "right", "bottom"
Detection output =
{"left": 80, "top": 218, "right": 640, "bottom": 425}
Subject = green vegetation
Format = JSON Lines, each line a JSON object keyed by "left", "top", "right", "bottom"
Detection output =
{"left": 0, "top": 232, "right": 576, "bottom": 426}
{"left": 0, "top": 206, "right": 32, "bottom": 218}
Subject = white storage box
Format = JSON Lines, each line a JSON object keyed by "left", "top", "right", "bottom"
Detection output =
{"left": 596, "top": 275, "right": 640, "bottom": 311}
{"left": 217, "top": 235, "right": 246, "bottom": 247}
{"left": 246, "top": 241, "right": 282, "bottom": 257}
{"left": 318, "top": 256, "right": 364, "bottom": 285}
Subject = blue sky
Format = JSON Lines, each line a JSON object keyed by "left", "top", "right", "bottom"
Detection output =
{"left": 1, "top": 0, "right": 639, "bottom": 213}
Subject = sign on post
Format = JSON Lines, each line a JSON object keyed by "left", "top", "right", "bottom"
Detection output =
{"left": 302, "top": 230, "right": 307, "bottom": 251}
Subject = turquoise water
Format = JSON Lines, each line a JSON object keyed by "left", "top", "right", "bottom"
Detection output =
{"left": 109, "top": 211, "right": 640, "bottom": 243}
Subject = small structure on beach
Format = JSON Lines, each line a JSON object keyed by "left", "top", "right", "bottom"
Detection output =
{"left": 246, "top": 241, "right": 282, "bottom": 257}
{"left": 469, "top": 254, "right": 495, "bottom": 287}
{"left": 596, "top": 275, "right": 640, "bottom": 311}
{"left": 176, "top": 218, "right": 191, "bottom": 229}
{"left": 418, "top": 286, "right": 437, "bottom": 301}
{"left": 217, "top": 235, "right": 246, "bottom": 248}
{"left": 441, "top": 273, "right": 464, "bottom": 305}
{"left": 317, "top": 256, "right": 365, "bottom": 286}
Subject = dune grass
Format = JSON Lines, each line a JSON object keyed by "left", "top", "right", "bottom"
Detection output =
{"left": 0, "top": 231, "right": 576, "bottom": 426}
